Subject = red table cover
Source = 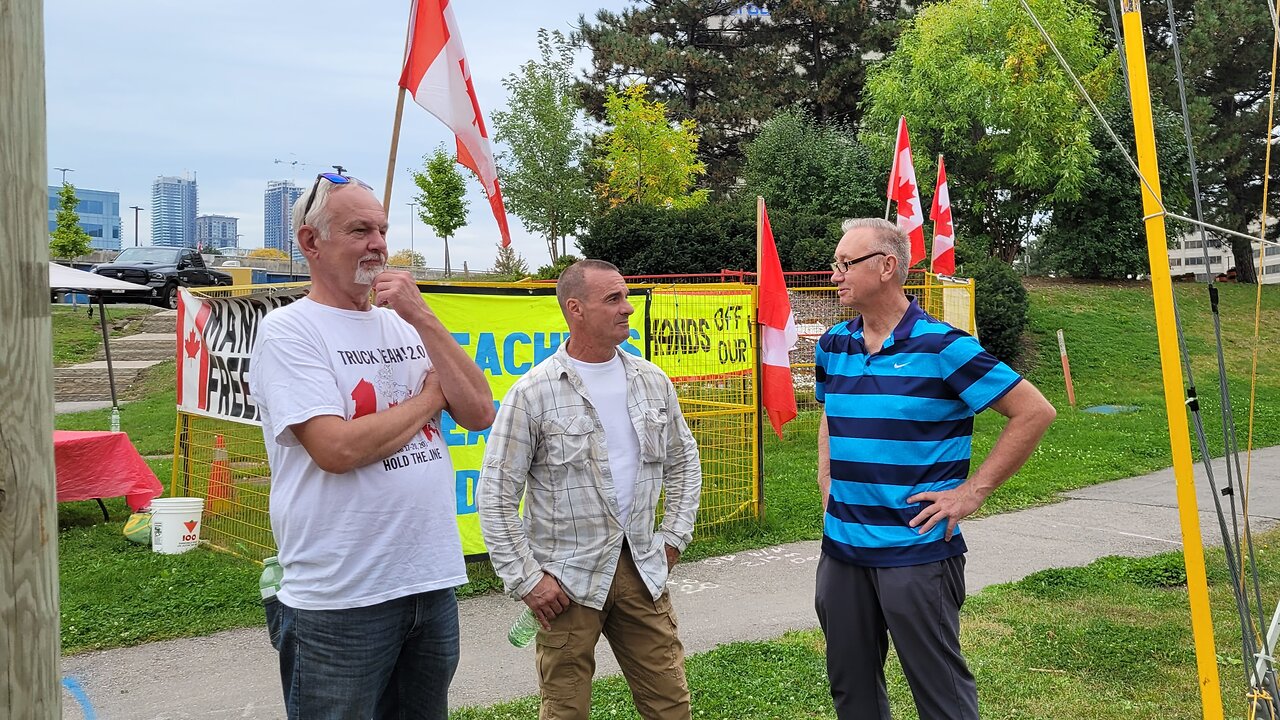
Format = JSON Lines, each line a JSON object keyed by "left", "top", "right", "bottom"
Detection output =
{"left": 53, "top": 430, "right": 164, "bottom": 512}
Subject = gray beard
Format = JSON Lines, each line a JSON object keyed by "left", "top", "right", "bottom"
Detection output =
{"left": 354, "top": 262, "right": 386, "bottom": 285}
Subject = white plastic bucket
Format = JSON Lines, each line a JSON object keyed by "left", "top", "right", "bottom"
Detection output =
{"left": 150, "top": 497, "right": 205, "bottom": 554}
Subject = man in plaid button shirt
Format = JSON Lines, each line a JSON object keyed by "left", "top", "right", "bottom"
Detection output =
{"left": 477, "top": 259, "right": 703, "bottom": 720}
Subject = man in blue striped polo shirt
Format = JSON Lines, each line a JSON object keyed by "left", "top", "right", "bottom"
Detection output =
{"left": 814, "top": 218, "right": 1056, "bottom": 720}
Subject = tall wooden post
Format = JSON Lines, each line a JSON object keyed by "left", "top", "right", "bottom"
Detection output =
{"left": 0, "top": 0, "right": 61, "bottom": 716}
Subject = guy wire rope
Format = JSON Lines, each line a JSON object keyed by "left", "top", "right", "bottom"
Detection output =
{"left": 1020, "top": 0, "right": 1279, "bottom": 711}
{"left": 1162, "top": 0, "right": 1275, "bottom": 705}
{"left": 1245, "top": 1, "right": 1280, "bottom": 652}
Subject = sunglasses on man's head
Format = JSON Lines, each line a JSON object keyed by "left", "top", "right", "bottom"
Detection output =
{"left": 300, "top": 172, "right": 373, "bottom": 225}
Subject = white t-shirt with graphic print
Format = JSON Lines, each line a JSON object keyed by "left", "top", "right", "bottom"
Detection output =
{"left": 249, "top": 297, "right": 466, "bottom": 610}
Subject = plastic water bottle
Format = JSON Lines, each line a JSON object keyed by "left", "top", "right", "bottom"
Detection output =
{"left": 508, "top": 607, "right": 539, "bottom": 648}
{"left": 110, "top": 407, "right": 121, "bottom": 433}
{"left": 260, "top": 556, "right": 284, "bottom": 601}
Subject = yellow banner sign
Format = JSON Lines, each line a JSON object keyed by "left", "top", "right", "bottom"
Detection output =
{"left": 648, "top": 287, "right": 754, "bottom": 382}
{"left": 423, "top": 286, "right": 648, "bottom": 556}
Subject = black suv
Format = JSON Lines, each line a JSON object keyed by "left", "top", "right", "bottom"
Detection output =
{"left": 92, "top": 247, "right": 233, "bottom": 309}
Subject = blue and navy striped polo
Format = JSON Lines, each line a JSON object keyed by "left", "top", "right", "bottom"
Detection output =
{"left": 815, "top": 298, "right": 1022, "bottom": 568}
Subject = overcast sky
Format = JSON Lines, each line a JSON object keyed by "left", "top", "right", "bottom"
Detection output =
{"left": 44, "top": 1, "right": 629, "bottom": 270}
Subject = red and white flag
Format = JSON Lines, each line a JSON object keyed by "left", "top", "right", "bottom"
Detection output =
{"left": 757, "top": 199, "right": 797, "bottom": 439}
{"left": 176, "top": 288, "right": 211, "bottom": 412}
{"left": 930, "top": 155, "right": 955, "bottom": 275}
{"left": 888, "top": 117, "right": 926, "bottom": 267}
{"left": 398, "top": 0, "right": 512, "bottom": 247}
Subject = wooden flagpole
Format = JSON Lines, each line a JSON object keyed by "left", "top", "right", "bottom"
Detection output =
{"left": 383, "top": 1, "right": 417, "bottom": 211}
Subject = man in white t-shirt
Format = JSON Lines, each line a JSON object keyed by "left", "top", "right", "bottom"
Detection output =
{"left": 248, "top": 171, "right": 494, "bottom": 720}
{"left": 477, "top": 259, "right": 702, "bottom": 720}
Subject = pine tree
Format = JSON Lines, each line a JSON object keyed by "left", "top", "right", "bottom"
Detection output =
{"left": 576, "top": 1, "right": 921, "bottom": 193}
{"left": 491, "top": 243, "right": 531, "bottom": 280}
{"left": 576, "top": 1, "right": 783, "bottom": 192}
{"left": 753, "top": 0, "right": 914, "bottom": 125}
{"left": 49, "top": 183, "right": 92, "bottom": 259}
{"left": 1132, "top": 0, "right": 1275, "bottom": 282}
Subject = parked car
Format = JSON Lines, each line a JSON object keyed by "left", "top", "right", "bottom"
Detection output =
{"left": 91, "top": 247, "right": 232, "bottom": 309}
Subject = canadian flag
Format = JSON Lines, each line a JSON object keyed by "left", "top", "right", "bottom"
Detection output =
{"left": 888, "top": 117, "right": 926, "bottom": 267}
{"left": 398, "top": 0, "right": 512, "bottom": 247}
{"left": 757, "top": 199, "right": 798, "bottom": 439}
{"left": 176, "top": 288, "right": 211, "bottom": 412}
{"left": 930, "top": 155, "right": 956, "bottom": 275}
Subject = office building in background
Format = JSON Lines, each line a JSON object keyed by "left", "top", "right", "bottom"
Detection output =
{"left": 151, "top": 174, "right": 198, "bottom": 247}
{"left": 197, "top": 214, "right": 239, "bottom": 250}
{"left": 264, "top": 180, "right": 304, "bottom": 260}
{"left": 47, "top": 185, "right": 122, "bottom": 251}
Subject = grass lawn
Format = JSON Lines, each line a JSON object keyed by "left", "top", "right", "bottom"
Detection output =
{"left": 55, "top": 280, "right": 1280, "bottom": 654}
{"left": 452, "top": 528, "right": 1280, "bottom": 720}
{"left": 58, "top": 496, "right": 265, "bottom": 654}
{"left": 51, "top": 304, "right": 157, "bottom": 367}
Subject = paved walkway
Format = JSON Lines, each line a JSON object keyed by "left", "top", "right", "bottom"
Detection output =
{"left": 54, "top": 400, "right": 116, "bottom": 414}
{"left": 61, "top": 448, "right": 1280, "bottom": 719}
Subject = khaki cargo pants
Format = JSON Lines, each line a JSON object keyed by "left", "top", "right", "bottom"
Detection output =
{"left": 534, "top": 550, "right": 690, "bottom": 720}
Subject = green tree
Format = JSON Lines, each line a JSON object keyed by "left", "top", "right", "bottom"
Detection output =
{"left": 49, "top": 183, "right": 92, "bottom": 259}
{"left": 595, "top": 84, "right": 710, "bottom": 210}
{"left": 862, "top": 0, "right": 1117, "bottom": 261}
{"left": 753, "top": 0, "right": 911, "bottom": 126}
{"left": 1038, "top": 106, "right": 1191, "bottom": 279}
{"left": 742, "top": 107, "right": 881, "bottom": 218}
{"left": 576, "top": 2, "right": 782, "bottom": 191}
{"left": 1130, "top": 0, "right": 1275, "bottom": 282}
{"left": 388, "top": 249, "right": 426, "bottom": 268}
{"left": 491, "top": 243, "right": 531, "bottom": 280}
{"left": 411, "top": 146, "right": 469, "bottom": 276}
{"left": 491, "top": 29, "right": 592, "bottom": 264}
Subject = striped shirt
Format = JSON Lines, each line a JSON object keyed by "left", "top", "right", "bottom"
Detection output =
{"left": 477, "top": 344, "right": 702, "bottom": 610}
{"left": 815, "top": 298, "right": 1021, "bottom": 567}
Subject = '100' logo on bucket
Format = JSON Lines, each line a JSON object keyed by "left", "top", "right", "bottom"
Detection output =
{"left": 150, "top": 497, "right": 205, "bottom": 555}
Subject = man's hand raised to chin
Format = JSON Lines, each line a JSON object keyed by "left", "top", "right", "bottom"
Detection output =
{"left": 371, "top": 270, "right": 436, "bottom": 325}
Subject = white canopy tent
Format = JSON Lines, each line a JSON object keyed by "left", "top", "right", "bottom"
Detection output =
{"left": 48, "top": 262, "right": 152, "bottom": 408}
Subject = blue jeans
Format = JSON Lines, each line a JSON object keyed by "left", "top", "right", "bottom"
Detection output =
{"left": 265, "top": 588, "right": 460, "bottom": 720}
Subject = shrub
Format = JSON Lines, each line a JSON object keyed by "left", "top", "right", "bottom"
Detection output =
{"left": 578, "top": 200, "right": 846, "bottom": 275}
{"left": 577, "top": 201, "right": 753, "bottom": 275}
{"left": 534, "top": 255, "right": 581, "bottom": 280}
{"left": 965, "top": 256, "right": 1028, "bottom": 364}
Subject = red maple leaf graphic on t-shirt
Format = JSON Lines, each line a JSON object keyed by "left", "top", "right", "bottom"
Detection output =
{"left": 351, "top": 379, "right": 377, "bottom": 419}
{"left": 422, "top": 420, "right": 438, "bottom": 442}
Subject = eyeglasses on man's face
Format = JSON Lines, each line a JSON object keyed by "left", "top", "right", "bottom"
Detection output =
{"left": 830, "top": 251, "right": 886, "bottom": 275}
{"left": 300, "top": 172, "right": 373, "bottom": 226}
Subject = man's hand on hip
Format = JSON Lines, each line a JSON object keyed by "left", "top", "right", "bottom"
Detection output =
{"left": 907, "top": 484, "right": 987, "bottom": 541}
{"left": 523, "top": 573, "right": 571, "bottom": 630}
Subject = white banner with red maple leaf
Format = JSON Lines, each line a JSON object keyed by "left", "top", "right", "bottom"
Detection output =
{"left": 177, "top": 288, "right": 301, "bottom": 424}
